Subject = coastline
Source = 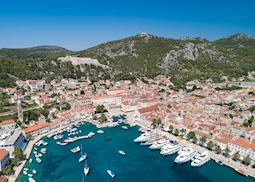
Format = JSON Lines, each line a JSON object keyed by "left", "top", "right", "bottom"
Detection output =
{"left": 126, "top": 118, "right": 255, "bottom": 179}
{"left": 8, "top": 118, "right": 86, "bottom": 182}
{"left": 11, "top": 114, "right": 255, "bottom": 181}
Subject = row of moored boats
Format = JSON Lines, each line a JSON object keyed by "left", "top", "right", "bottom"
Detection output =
{"left": 134, "top": 131, "right": 210, "bottom": 167}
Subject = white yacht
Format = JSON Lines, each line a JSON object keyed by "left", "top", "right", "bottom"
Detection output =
{"left": 174, "top": 147, "right": 196, "bottom": 164}
{"left": 84, "top": 161, "right": 90, "bottom": 176}
{"left": 79, "top": 153, "right": 87, "bottom": 162}
{"left": 79, "top": 145, "right": 87, "bottom": 162}
{"left": 178, "top": 146, "right": 193, "bottom": 155}
{"left": 107, "top": 170, "right": 115, "bottom": 178}
{"left": 191, "top": 151, "right": 210, "bottom": 167}
{"left": 134, "top": 132, "right": 156, "bottom": 143}
{"left": 160, "top": 142, "right": 182, "bottom": 155}
{"left": 149, "top": 139, "right": 169, "bottom": 150}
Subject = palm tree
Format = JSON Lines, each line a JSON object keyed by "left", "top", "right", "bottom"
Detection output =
{"left": 151, "top": 119, "right": 157, "bottom": 129}
{"left": 215, "top": 145, "right": 222, "bottom": 154}
{"left": 223, "top": 147, "right": 230, "bottom": 157}
{"left": 187, "top": 131, "right": 196, "bottom": 140}
{"left": 3, "top": 177, "right": 8, "bottom": 182}
{"left": 199, "top": 136, "right": 207, "bottom": 146}
{"left": 207, "top": 141, "right": 214, "bottom": 150}
{"left": 192, "top": 136, "right": 198, "bottom": 144}
{"left": 174, "top": 129, "right": 179, "bottom": 136}
{"left": 26, "top": 133, "right": 32, "bottom": 141}
{"left": 168, "top": 125, "right": 174, "bottom": 133}
{"left": 180, "top": 128, "right": 186, "bottom": 136}
{"left": 151, "top": 118, "right": 162, "bottom": 129}
{"left": 233, "top": 152, "right": 240, "bottom": 161}
{"left": 243, "top": 155, "right": 252, "bottom": 165}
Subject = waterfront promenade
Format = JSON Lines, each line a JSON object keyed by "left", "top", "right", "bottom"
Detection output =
{"left": 9, "top": 115, "right": 255, "bottom": 181}
{"left": 128, "top": 117, "right": 255, "bottom": 179}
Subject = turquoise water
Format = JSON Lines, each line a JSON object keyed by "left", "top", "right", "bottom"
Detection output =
{"left": 17, "top": 122, "right": 254, "bottom": 182}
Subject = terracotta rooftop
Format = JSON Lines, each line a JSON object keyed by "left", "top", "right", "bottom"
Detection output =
{"left": 230, "top": 137, "right": 254, "bottom": 150}
{"left": 23, "top": 122, "right": 50, "bottom": 133}
{"left": 138, "top": 105, "right": 159, "bottom": 114}
{"left": 0, "top": 119, "right": 16, "bottom": 126}
{"left": 0, "top": 149, "right": 9, "bottom": 161}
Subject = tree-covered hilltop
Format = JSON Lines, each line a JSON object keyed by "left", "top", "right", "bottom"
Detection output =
{"left": 0, "top": 45, "right": 71, "bottom": 60}
{"left": 77, "top": 33, "right": 255, "bottom": 86}
{"left": 0, "top": 57, "right": 111, "bottom": 87}
{"left": 0, "top": 33, "right": 255, "bottom": 88}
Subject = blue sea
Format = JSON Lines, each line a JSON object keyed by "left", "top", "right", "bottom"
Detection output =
{"left": 17, "top": 122, "right": 254, "bottom": 182}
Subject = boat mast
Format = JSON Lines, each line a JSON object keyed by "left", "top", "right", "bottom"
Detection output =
{"left": 82, "top": 174, "right": 85, "bottom": 182}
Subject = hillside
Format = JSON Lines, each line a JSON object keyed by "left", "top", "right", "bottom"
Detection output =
{"left": 77, "top": 33, "right": 255, "bottom": 86}
{"left": 0, "top": 45, "right": 71, "bottom": 60}
{"left": 214, "top": 33, "right": 255, "bottom": 75}
{"left": 0, "top": 33, "right": 255, "bottom": 88}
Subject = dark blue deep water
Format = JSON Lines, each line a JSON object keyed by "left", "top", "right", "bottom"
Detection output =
{"left": 17, "top": 122, "right": 254, "bottom": 182}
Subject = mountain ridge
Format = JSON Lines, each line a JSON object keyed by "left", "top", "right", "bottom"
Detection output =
{"left": 0, "top": 33, "right": 255, "bottom": 87}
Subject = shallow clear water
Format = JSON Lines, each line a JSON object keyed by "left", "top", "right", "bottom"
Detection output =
{"left": 17, "top": 122, "right": 254, "bottom": 182}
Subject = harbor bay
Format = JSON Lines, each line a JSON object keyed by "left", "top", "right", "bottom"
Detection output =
{"left": 17, "top": 122, "right": 253, "bottom": 182}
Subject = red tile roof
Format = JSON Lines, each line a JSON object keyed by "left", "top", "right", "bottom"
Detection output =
{"left": 138, "top": 105, "right": 159, "bottom": 114}
{"left": 0, "top": 119, "right": 16, "bottom": 126}
{"left": 230, "top": 137, "right": 253, "bottom": 150}
{"left": 23, "top": 123, "right": 50, "bottom": 133}
{"left": 0, "top": 149, "right": 9, "bottom": 161}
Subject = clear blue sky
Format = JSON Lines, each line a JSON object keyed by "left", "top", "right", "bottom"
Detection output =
{"left": 0, "top": 0, "right": 254, "bottom": 51}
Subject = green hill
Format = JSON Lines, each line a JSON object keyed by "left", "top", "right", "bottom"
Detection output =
{"left": 1, "top": 33, "right": 255, "bottom": 88}
{"left": 0, "top": 45, "right": 71, "bottom": 60}
{"left": 77, "top": 33, "right": 255, "bottom": 86}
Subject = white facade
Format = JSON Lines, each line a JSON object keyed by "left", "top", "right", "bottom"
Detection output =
{"left": 228, "top": 143, "right": 255, "bottom": 160}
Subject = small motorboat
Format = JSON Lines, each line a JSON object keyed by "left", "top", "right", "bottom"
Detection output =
{"left": 32, "top": 169, "right": 37, "bottom": 174}
{"left": 215, "top": 160, "right": 223, "bottom": 166}
{"left": 29, "top": 159, "right": 33, "bottom": 163}
{"left": 71, "top": 146, "right": 80, "bottom": 153}
{"left": 28, "top": 177, "right": 37, "bottom": 182}
{"left": 97, "top": 130, "right": 104, "bottom": 134}
{"left": 107, "top": 170, "right": 115, "bottom": 178}
{"left": 43, "top": 142, "right": 48, "bottom": 146}
{"left": 41, "top": 148, "right": 47, "bottom": 154}
{"left": 121, "top": 126, "right": 128, "bottom": 130}
{"left": 28, "top": 173, "right": 33, "bottom": 177}
{"left": 36, "top": 157, "right": 42, "bottom": 163}
{"left": 118, "top": 150, "right": 125, "bottom": 156}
